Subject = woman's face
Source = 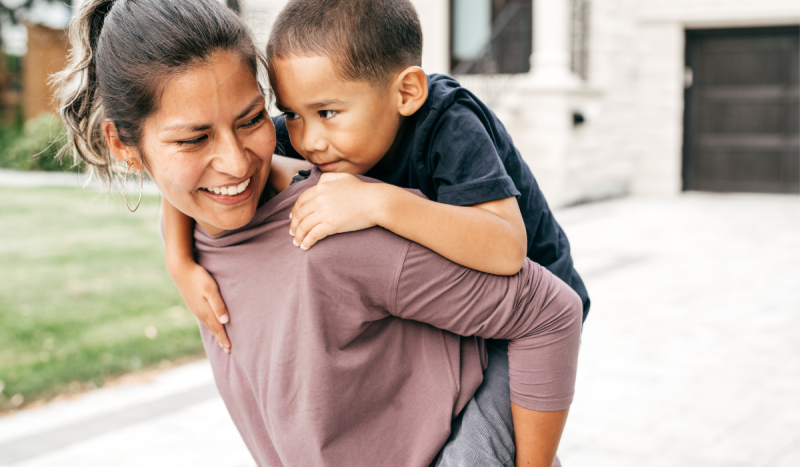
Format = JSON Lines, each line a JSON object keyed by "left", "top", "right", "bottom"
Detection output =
{"left": 134, "top": 51, "right": 275, "bottom": 235}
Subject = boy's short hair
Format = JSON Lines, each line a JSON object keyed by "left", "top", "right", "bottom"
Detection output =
{"left": 266, "top": 0, "right": 422, "bottom": 87}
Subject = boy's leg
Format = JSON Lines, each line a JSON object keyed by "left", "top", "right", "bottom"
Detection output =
{"left": 434, "top": 339, "right": 564, "bottom": 467}
{"left": 435, "top": 339, "right": 515, "bottom": 467}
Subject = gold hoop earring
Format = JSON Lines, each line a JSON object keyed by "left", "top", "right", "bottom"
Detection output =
{"left": 124, "top": 161, "right": 143, "bottom": 213}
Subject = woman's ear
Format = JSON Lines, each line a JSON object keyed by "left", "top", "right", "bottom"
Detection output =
{"left": 395, "top": 67, "right": 428, "bottom": 117}
{"left": 102, "top": 120, "right": 143, "bottom": 169}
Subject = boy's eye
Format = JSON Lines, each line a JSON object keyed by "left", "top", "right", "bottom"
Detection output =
{"left": 241, "top": 112, "right": 265, "bottom": 129}
{"left": 176, "top": 135, "right": 207, "bottom": 146}
{"left": 283, "top": 112, "right": 299, "bottom": 120}
{"left": 319, "top": 110, "right": 338, "bottom": 119}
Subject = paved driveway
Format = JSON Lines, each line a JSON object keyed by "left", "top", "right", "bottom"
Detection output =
{"left": 1, "top": 191, "right": 797, "bottom": 466}
{"left": 559, "top": 193, "right": 799, "bottom": 466}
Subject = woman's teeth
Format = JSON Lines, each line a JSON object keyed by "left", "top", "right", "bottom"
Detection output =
{"left": 205, "top": 178, "right": 250, "bottom": 196}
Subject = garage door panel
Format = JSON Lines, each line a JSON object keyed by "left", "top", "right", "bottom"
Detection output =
{"left": 786, "top": 147, "right": 800, "bottom": 186}
{"left": 695, "top": 147, "right": 784, "bottom": 183}
{"left": 694, "top": 179, "right": 799, "bottom": 194}
{"left": 701, "top": 34, "right": 796, "bottom": 53}
{"left": 787, "top": 40, "right": 799, "bottom": 83}
{"left": 701, "top": 50, "right": 784, "bottom": 86}
{"left": 787, "top": 97, "right": 799, "bottom": 134}
{"left": 699, "top": 99, "right": 784, "bottom": 134}
{"left": 684, "top": 26, "right": 800, "bottom": 194}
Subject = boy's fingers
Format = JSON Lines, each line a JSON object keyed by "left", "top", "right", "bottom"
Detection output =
{"left": 293, "top": 212, "right": 323, "bottom": 248}
{"left": 300, "top": 223, "right": 332, "bottom": 250}
{"left": 292, "top": 186, "right": 318, "bottom": 217}
{"left": 290, "top": 198, "right": 320, "bottom": 238}
{"left": 290, "top": 206, "right": 303, "bottom": 236}
{"left": 290, "top": 190, "right": 317, "bottom": 234}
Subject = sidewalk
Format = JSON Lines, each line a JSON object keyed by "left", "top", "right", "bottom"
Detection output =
{"left": 0, "top": 169, "right": 160, "bottom": 194}
{"left": 0, "top": 182, "right": 798, "bottom": 466}
{"left": 558, "top": 193, "right": 799, "bottom": 466}
{"left": 0, "top": 362, "right": 253, "bottom": 467}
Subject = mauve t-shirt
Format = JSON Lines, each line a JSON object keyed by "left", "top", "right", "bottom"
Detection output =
{"left": 193, "top": 169, "right": 582, "bottom": 467}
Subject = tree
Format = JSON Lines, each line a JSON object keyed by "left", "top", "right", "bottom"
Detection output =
{"left": 0, "top": 0, "right": 71, "bottom": 124}
{"left": 0, "top": 0, "right": 70, "bottom": 32}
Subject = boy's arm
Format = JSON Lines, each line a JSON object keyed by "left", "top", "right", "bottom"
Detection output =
{"left": 390, "top": 243, "right": 582, "bottom": 466}
{"left": 163, "top": 199, "right": 231, "bottom": 352}
{"left": 512, "top": 405, "right": 569, "bottom": 467}
{"left": 290, "top": 174, "right": 527, "bottom": 276}
{"left": 269, "top": 154, "right": 313, "bottom": 192}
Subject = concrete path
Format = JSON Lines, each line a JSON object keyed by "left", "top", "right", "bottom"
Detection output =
{"left": 0, "top": 190, "right": 797, "bottom": 466}
{"left": 558, "top": 193, "right": 799, "bottom": 467}
{"left": 0, "top": 168, "right": 160, "bottom": 195}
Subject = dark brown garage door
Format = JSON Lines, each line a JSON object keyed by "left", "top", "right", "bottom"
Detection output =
{"left": 683, "top": 26, "right": 799, "bottom": 193}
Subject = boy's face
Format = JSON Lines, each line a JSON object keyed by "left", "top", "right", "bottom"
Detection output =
{"left": 272, "top": 56, "right": 404, "bottom": 174}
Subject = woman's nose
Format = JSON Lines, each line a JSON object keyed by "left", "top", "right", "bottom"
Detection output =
{"left": 213, "top": 131, "right": 249, "bottom": 177}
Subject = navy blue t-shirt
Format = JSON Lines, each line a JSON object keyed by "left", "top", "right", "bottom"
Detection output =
{"left": 273, "top": 74, "right": 590, "bottom": 321}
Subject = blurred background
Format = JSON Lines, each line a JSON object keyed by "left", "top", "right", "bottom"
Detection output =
{"left": 0, "top": 0, "right": 797, "bottom": 466}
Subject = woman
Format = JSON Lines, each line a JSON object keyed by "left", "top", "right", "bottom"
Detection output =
{"left": 53, "top": 1, "right": 581, "bottom": 466}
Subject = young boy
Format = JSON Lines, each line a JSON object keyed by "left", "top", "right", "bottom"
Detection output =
{"left": 163, "top": 0, "right": 589, "bottom": 355}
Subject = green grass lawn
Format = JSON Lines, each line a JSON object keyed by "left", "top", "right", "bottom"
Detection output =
{"left": 0, "top": 187, "right": 204, "bottom": 411}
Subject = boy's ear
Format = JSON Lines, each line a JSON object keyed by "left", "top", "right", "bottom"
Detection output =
{"left": 102, "top": 120, "right": 143, "bottom": 170}
{"left": 394, "top": 67, "right": 428, "bottom": 117}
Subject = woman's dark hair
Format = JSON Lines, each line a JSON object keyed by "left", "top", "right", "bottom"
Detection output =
{"left": 53, "top": 0, "right": 265, "bottom": 184}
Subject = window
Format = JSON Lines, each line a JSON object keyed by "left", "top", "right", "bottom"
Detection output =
{"left": 570, "top": 0, "right": 589, "bottom": 80}
{"left": 450, "top": 0, "right": 533, "bottom": 75}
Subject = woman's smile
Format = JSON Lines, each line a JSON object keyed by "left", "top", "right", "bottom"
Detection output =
{"left": 199, "top": 175, "right": 255, "bottom": 206}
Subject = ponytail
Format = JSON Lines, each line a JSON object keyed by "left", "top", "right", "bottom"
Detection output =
{"left": 52, "top": 0, "right": 264, "bottom": 185}
{"left": 52, "top": 0, "right": 116, "bottom": 184}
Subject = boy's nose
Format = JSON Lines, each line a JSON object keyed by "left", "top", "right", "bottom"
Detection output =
{"left": 301, "top": 124, "right": 328, "bottom": 154}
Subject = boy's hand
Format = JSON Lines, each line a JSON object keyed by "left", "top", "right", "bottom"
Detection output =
{"left": 289, "top": 173, "right": 379, "bottom": 250}
{"left": 169, "top": 262, "right": 232, "bottom": 353}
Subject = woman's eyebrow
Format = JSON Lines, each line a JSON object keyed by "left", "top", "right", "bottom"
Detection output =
{"left": 236, "top": 96, "right": 266, "bottom": 120}
{"left": 160, "top": 122, "right": 212, "bottom": 133}
{"left": 159, "top": 96, "right": 265, "bottom": 133}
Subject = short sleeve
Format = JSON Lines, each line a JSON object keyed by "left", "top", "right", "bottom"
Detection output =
{"left": 392, "top": 242, "right": 583, "bottom": 411}
{"left": 427, "top": 97, "right": 520, "bottom": 206}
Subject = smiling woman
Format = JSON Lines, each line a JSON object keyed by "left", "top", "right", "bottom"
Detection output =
{"left": 53, "top": 0, "right": 274, "bottom": 238}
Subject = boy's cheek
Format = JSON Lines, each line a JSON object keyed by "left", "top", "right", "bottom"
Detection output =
{"left": 284, "top": 124, "right": 305, "bottom": 150}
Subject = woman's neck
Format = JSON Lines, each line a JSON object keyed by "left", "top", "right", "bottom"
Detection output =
{"left": 261, "top": 180, "right": 280, "bottom": 206}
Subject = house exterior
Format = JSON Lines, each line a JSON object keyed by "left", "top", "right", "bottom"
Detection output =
{"left": 240, "top": 0, "right": 799, "bottom": 205}
{"left": 0, "top": 1, "right": 71, "bottom": 123}
{"left": 61, "top": 1, "right": 800, "bottom": 202}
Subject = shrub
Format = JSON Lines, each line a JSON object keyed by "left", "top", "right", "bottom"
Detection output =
{"left": 0, "top": 113, "right": 77, "bottom": 172}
